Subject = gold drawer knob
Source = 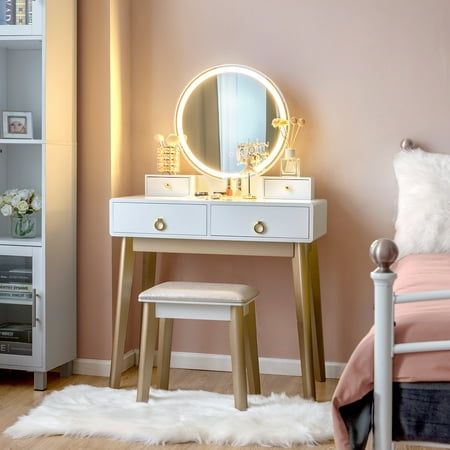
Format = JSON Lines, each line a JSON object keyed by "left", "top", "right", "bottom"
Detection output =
{"left": 253, "top": 221, "right": 266, "bottom": 234}
{"left": 154, "top": 217, "right": 166, "bottom": 231}
{"left": 284, "top": 185, "right": 290, "bottom": 191}
{"left": 163, "top": 183, "right": 172, "bottom": 190}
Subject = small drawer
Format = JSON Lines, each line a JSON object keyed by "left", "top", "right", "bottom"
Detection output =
{"left": 111, "top": 202, "right": 207, "bottom": 236}
{"left": 263, "top": 177, "right": 314, "bottom": 200}
{"left": 210, "top": 205, "right": 309, "bottom": 240}
{"left": 145, "top": 175, "right": 196, "bottom": 197}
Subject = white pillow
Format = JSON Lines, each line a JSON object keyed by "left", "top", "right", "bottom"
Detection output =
{"left": 394, "top": 148, "right": 450, "bottom": 258}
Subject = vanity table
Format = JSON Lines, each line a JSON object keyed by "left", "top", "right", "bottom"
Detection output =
{"left": 109, "top": 64, "right": 327, "bottom": 400}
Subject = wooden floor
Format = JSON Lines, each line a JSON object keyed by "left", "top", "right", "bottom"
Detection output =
{"left": 0, "top": 367, "right": 441, "bottom": 449}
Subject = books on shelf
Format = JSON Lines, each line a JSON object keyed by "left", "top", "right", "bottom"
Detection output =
{"left": 0, "top": 266, "right": 32, "bottom": 301}
{"left": 0, "top": 268, "right": 32, "bottom": 284}
{"left": 0, "top": 291, "right": 32, "bottom": 299}
{"left": 0, "top": 0, "right": 33, "bottom": 25}
{"left": 0, "top": 340, "right": 31, "bottom": 355}
{"left": 0, "top": 282, "right": 32, "bottom": 292}
{"left": 0, "top": 322, "right": 32, "bottom": 342}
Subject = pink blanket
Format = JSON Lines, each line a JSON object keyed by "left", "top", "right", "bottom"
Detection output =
{"left": 332, "top": 253, "right": 450, "bottom": 449}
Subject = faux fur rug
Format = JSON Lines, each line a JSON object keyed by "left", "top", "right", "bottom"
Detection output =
{"left": 5, "top": 385, "right": 333, "bottom": 446}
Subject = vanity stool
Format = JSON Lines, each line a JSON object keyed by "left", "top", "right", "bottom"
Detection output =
{"left": 136, "top": 281, "right": 261, "bottom": 410}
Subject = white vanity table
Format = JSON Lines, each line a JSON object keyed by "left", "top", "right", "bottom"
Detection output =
{"left": 109, "top": 195, "right": 327, "bottom": 399}
{"left": 109, "top": 64, "right": 328, "bottom": 400}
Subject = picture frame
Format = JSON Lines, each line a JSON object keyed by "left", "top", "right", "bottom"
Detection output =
{"left": 2, "top": 111, "right": 33, "bottom": 139}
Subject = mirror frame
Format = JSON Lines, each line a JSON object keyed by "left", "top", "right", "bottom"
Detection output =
{"left": 174, "top": 64, "right": 289, "bottom": 179}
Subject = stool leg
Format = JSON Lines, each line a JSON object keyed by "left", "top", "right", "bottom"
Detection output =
{"left": 137, "top": 303, "right": 158, "bottom": 402}
{"left": 230, "top": 306, "right": 248, "bottom": 410}
{"left": 157, "top": 318, "right": 173, "bottom": 390}
{"left": 244, "top": 302, "right": 261, "bottom": 395}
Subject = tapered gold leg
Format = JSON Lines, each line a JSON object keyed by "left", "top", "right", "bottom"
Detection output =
{"left": 309, "top": 242, "right": 326, "bottom": 382}
{"left": 142, "top": 252, "right": 157, "bottom": 290}
{"left": 230, "top": 306, "right": 248, "bottom": 410}
{"left": 137, "top": 302, "right": 158, "bottom": 402}
{"left": 292, "top": 243, "right": 315, "bottom": 400}
{"left": 244, "top": 302, "right": 261, "bottom": 395}
{"left": 157, "top": 318, "right": 174, "bottom": 390}
{"left": 110, "top": 237, "right": 135, "bottom": 388}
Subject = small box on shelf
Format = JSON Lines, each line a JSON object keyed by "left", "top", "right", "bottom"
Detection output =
{"left": 145, "top": 174, "right": 196, "bottom": 197}
{"left": 262, "top": 176, "right": 314, "bottom": 200}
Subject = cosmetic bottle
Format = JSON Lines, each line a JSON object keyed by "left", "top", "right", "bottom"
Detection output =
{"left": 235, "top": 179, "right": 242, "bottom": 198}
{"left": 280, "top": 148, "right": 300, "bottom": 177}
{"left": 225, "top": 178, "right": 233, "bottom": 197}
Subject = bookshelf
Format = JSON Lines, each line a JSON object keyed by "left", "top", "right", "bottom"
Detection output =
{"left": 0, "top": 0, "right": 76, "bottom": 389}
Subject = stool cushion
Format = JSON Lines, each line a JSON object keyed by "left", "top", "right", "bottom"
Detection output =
{"left": 139, "top": 281, "right": 258, "bottom": 305}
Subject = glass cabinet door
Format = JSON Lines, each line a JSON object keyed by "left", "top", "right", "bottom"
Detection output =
{"left": 0, "top": 246, "right": 42, "bottom": 367}
{"left": 0, "top": 0, "right": 43, "bottom": 35}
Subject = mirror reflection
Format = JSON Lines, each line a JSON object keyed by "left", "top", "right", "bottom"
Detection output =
{"left": 177, "top": 67, "right": 288, "bottom": 178}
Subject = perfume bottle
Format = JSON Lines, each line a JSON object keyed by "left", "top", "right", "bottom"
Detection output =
{"left": 280, "top": 148, "right": 300, "bottom": 177}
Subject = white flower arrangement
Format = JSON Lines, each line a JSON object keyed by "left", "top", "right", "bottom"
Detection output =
{"left": 0, "top": 189, "right": 42, "bottom": 218}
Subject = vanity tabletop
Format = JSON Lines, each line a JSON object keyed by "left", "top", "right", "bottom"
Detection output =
{"left": 111, "top": 195, "right": 326, "bottom": 207}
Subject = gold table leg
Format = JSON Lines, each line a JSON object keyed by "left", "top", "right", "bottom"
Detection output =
{"left": 309, "top": 241, "right": 326, "bottom": 382}
{"left": 110, "top": 237, "right": 135, "bottom": 388}
{"left": 292, "top": 242, "right": 315, "bottom": 400}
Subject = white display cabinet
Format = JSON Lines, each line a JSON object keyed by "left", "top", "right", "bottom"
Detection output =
{"left": 0, "top": 0, "right": 76, "bottom": 389}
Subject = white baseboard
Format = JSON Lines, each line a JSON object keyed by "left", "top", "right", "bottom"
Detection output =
{"left": 73, "top": 349, "right": 345, "bottom": 379}
{"left": 73, "top": 349, "right": 136, "bottom": 377}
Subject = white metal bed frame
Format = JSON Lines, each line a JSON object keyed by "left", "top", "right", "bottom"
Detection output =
{"left": 370, "top": 139, "right": 450, "bottom": 448}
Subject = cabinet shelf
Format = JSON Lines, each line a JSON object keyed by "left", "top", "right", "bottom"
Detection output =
{"left": 0, "top": 236, "right": 42, "bottom": 247}
{"left": 0, "top": 139, "right": 43, "bottom": 145}
{"left": 0, "top": 297, "right": 32, "bottom": 306}
{"left": 0, "top": 37, "right": 42, "bottom": 49}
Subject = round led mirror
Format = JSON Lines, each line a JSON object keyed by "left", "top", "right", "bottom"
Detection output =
{"left": 175, "top": 65, "right": 289, "bottom": 179}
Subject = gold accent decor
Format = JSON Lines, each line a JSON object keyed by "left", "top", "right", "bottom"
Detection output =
{"left": 154, "top": 218, "right": 166, "bottom": 231}
{"left": 253, "top": 221, "right": 265, "bottom": 234}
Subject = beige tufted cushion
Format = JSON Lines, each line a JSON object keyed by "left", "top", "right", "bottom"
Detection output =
{"left": 139, "top": 281, "right": 258, "bottom": 305}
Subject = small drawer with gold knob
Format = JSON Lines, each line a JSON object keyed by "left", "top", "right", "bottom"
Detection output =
{"left": 262, "top": 176, "right": 314, "bottom": 200}
{"left": 145, "top": 175, "right": 196, "bottom": 197}
{"left": 210, "top": 204, "right": 309, "bottom": 240}
{"left": 110, "top": 201, "right": 207, "bottom": 236}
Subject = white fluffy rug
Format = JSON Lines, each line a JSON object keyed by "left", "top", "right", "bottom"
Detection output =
{"left": 5, "top": 385, "right": 333, "bottom": 446}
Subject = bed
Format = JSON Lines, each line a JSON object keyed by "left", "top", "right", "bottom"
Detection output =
{"left": 332, "top": 140, "right": 450, "bottom": 449}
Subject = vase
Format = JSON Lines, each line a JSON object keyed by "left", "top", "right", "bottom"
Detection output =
{"left": 11, "top": 214, "right": 37, "bottom": 238}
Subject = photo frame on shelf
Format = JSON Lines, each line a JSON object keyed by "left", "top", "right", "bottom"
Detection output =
{"left": 2, "top": 111, "right": 33, "bottom": 139}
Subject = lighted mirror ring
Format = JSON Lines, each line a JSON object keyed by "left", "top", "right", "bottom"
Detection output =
{"left": 175, "top": 64, "right": 289, "bottom": 179}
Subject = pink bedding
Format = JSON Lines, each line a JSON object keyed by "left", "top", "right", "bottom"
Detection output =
{"left": 332, "top": 253, "right": 450, "bottom": 449}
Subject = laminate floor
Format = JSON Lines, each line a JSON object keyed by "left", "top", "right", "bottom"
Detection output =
{"left": 0, "top": 367, "right": 441, "bottom": 449}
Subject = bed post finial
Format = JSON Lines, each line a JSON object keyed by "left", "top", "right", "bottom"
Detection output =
{"left": 400, "top": 138, "right": 417, "bottom": 151}
{"left": 370, "top": 239, "right": 398, "bottom": 273}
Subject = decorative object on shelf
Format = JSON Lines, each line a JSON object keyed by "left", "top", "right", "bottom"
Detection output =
{"left": 0, "top": 189, "right": 41, "bottom": 238}
{"left": 2, "top": 111, "right": 33, "bottom": 139}
{"left": 0, "top": 0, "right": 33, "bottom": 25}
{"left": 237, "top": 141, "right": 269, "bottom": 199}
{"left": 280, "top": 148, "right": 301, "bottom": 177}
{"left": 272, "top": 116, "right": 305, "bottom": 177}
{"left": 154, "top": 133, "right": 181, "bottom": 175}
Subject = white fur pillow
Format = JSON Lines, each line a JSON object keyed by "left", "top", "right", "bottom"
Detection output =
{"left": 394, "top": 148, "right": 450, "bottom": 258}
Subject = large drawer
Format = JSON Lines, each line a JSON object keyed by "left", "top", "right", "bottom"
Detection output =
{"left": 210, "top": 204, "right": 309, "bottom": 239}
{"left": 111, "top": 202, "right": 207, "bottom": 236}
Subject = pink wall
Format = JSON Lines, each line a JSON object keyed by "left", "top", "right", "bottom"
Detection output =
{"left": 78, "top": 0, "right": 450, "bottom": 363}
